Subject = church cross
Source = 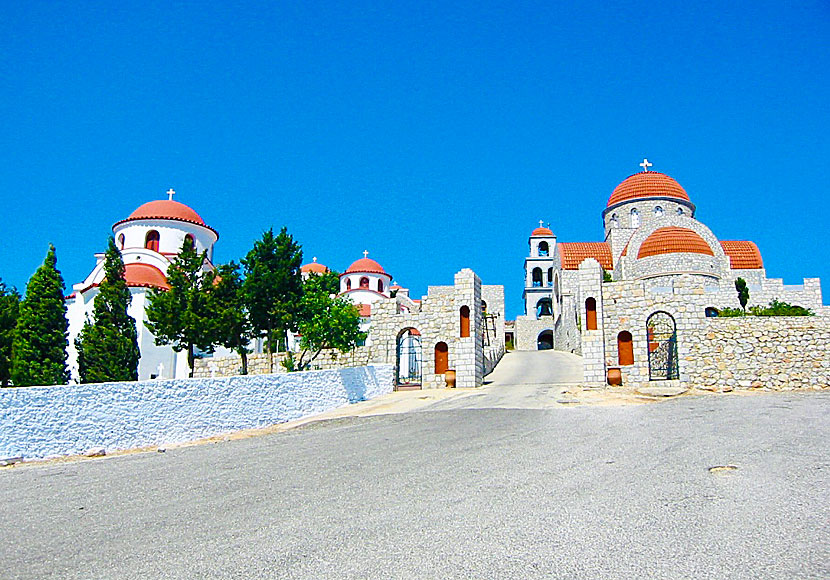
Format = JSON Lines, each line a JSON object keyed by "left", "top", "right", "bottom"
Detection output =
{"left": 166, "top": 188, "right": 176, "bottom": 201}
{"left": 539, "top": 220, "right": 544, "bottom": 228}
{"left": 363, "top": 250, "right": 369, "bottom": 258}
{"left": 639, "top": 159, "right": 653, "bottom": 172}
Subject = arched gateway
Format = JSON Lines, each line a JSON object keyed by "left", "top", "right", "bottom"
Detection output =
{"left": 646, "top": 312, "right": 679, "bottom": 380}
{"left": 395, "top": 328, "right": 422, "bottom": 390}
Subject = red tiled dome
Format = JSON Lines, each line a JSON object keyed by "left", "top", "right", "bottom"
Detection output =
{"left": 128, "top": 200, "right": 206, "bottom": 225}
{"left": 721, "top": 241, "right": 763, "bottom": 269}
{"left": 301, "top": 259, "right": 328, "bottom": 274}
{"left": 123, "top": 263, "right": 170, "bottom": 290}
{"left": 608, "top": 172, "right": 690, "bottom": 207}
{"left": 638, "top": 227, "right": 714, "bottom": 259}
{"left": 532, "top": 226, "right": 554, "bottom": 236}
{"left": 345, "top": 257, "right": 387, "bottom": 275}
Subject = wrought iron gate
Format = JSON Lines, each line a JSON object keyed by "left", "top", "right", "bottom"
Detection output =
{"left": 646, "top": 311, "right": 679, "bottom": 380}
{"left": 396, "top": 331, "right": 422, "bottom": 389}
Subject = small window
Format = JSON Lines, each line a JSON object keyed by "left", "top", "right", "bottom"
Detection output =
{"left": 184, "top": 234, "right": 195, "bottom": 249}
{"left": 145, "top": 230, "right": 160, "bottom": 252}
{"left": 610, "top": 214, "right": 618, "bottom": 228}
{"left": 538, "top": 241, "right": 549, "bottom": 257}
{"left": 677, "top": 207, "right": 684, "bottom": 216}
{"left": 359, "top": 277, "right": 370, "bottom": 289}
{"left": 585, "top": 297, "right": 597, "bottom": 330}
{"left": 630, "top": 208, "right": 640, "bottom": 228}
{"left": 481, "top": 300, "right": 487, "bottom": 313}
{"left": 346, "top": 278, "right": 352, "bottom": 290}
{"left": 705, "top": 307, "right": 719, "bottom": 318}
{"left": 118, "top": 233, "right": 125, "bottom": 249}
{"left": 378, "top": 279, "right": 384, "bottom": 293}
{"left": 434, "top": 342, "right": 449, "bottom": 374}
{"left": 460, "top": 306, "right": 470, "bottom": 338}
{"left": 547, "top": 268, "right": 554, "bottom": 287}
{"left": 654, "top": 206, "right": 663, "bottom": 217}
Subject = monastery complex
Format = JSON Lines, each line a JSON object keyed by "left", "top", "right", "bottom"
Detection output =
{"left": 65, "top": 163, "right": 830, "bottom": 393}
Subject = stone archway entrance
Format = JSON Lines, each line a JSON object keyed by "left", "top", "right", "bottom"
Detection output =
{"left": 646, "top": 311, "right": 679, "bottom": 380}
{"left": 537, "top": 330, "right": 553, "bottom": 350}
{"left": 395, "top": 328, "right": 422, "bottom": 390}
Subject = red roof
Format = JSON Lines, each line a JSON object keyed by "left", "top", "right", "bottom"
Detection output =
{"left": 123, "top": 263, "right": 170, "bottom": 290}
{"left": 558, "top": 242, "right": 613, "bottom": 270}
{"left": 532, "top": 226, "right": 554, "bottom": 236}
{"left": 608, "top": 172, "right": 690, "bottom": 207}
{"left": 301, "top": 260, "right": 328, "bottom": 274}
{"left": 114, "top": 200, "right": 216, "bottom": 236}
{"left": 345, "top": 257, "right": 387, "bottom": 275}
{"left": 721, "top": 240, "right": 763, "bottom": 269}
{"left": 638, "top": 227, "right": 713, "bottom": 259}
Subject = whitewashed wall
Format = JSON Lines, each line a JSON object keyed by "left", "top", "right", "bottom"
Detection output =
{"left": 0, "top": 365, "right": 394, "bottom": 460}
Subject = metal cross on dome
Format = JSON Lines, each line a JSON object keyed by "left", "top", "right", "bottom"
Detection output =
{"left": 639, "top": 159, "right": 653, "bottom": 172}
{"left": 539, "top": 220, "right": 545, "bottom": 228}
{"left": 166, "top": 188, "right": 176, "bottom": 201}
{"left": 363, "top": 250, "right": 369, "bottom": 258}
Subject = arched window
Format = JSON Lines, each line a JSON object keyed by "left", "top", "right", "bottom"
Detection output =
{"left": 654, "top": 206, "right": 663, "bottom": 217}
{"left": 538, "top": 241, "right": 549, "bottom": 257}
{"left": 346, "top": 278, "right": 352, "bottom": 290}
{"left": 705, "top": 307, "right": 719, "bottom": 318}
{"left": 618, "top": 331, "right": 634, "bottom": 365}
{"left": 676, "top": 207, "right": 684, "bottom": 216}
{"left": 547, "top": 268, "right": 554, "bottom": 286}
{"left": 184, "top": 234, "right": 195, "bottom": 249}
{"left": 536, "top": 298, "right": 552, "bottom": 317}
{"left": 117, "top": 234, "right": 125, "bottom": 249}
{"left": 434, "top": 342, "right": 449, "bottom": 374}
{"left": 145, "top": 230, "right": 160, "bottom": 252}
{"left": 460, "top": 306, "right": 470, "bottom": 337}
{"left": 359, "top": 277, "right": 370, "bottom": 289}
{"left": 610, "top": 214, "right": 618, "bottom": 228}
{"left": 481, "top": 300, "right": 487, "bottom": 313}
{"left": 532, "top": 268, "right": 543, "bottom": 287}
{"left": 585, "top": 297, "right": 597, "bottom": 330}
{"left": 630, "top": 208, "right": 640, "bottom": 228}
{"left": 378, "top": 279, "right": 384, "bottom": 293}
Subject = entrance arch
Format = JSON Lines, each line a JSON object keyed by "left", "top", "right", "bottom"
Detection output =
{"left": 395, "top": 328, "right": 422, "bottom": 390}
{"left": 646, "top": 312, "right": 679, "bottom": 380}
{"left": 537, "top": 330, "right": 553, "bottom": 350}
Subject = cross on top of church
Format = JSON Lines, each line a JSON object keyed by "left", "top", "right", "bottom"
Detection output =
{"left": 363, "top": 250, "right": 369, "bottom": 258}
{"left": 166, "top": 188, "right": 176, "bottom": 201}
{"left": 539, "top": 220, "right": 545, "bottom": 228}
{"left": 639, "top": 159, "right": 653, "bottom": 172}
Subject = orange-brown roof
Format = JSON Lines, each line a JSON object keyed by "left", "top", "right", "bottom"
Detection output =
{"left": 301, "top": 260, "right": 328, "bottom": 274}
{"left": 638, "top": 227, "right": 713, "bottom": 259}
{"left": 128, "top": 200, "right": 205, "bottom": 224}
{"left": 345, "top": 257, "right": 387, "bottom": 275}
{"left": 123, "top": 263, "right": 170, "bottom": 290}
{"left": 558, "top": 242, "right": 613, "bottom": 270}
{"left": 721, "top": 240, "right": 763, "bottom": 269}
{"left": 608, "top": 172, "right": 690, "bottom": 207}
{"left": 532, "top": 226, "right": 554, "bottom": 236}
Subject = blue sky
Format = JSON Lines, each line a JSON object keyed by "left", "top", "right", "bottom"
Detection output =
{"left": 1, "top": 1, "right": 827, "bottom": 318}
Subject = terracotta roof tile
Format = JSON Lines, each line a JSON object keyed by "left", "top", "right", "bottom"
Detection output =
{"left": 608, "top": 172, "right": 690, "bottom": 207}
{"left": 721, "top": 240, "right": 763, "bottom": 269}
{"left": 638, "top": 227, "right": 713, "bottom": 259}
{"left": 558, "top": 242, "right": 613, "bottom": 270}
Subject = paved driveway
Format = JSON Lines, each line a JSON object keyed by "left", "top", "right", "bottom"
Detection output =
{"left": 1, "top": 391, "right": 827, "bottom": 579}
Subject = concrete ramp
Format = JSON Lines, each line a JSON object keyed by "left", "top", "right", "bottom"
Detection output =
{"left": 485, "top": 350, "right": 583, "bottom": 386}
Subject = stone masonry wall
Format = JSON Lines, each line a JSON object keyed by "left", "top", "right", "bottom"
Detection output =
{"left": 683, "top": 317, "right": 830, "bottom": 391}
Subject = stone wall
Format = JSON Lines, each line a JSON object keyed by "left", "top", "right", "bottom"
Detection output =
{"left": 194, "top": 347, "right": 372, "bottom": 378}
{"left": 0, "top": 365, "right": 395, "bottom": 460}
{"left": 683, "top": 317, "right": 830, "bottom": 391}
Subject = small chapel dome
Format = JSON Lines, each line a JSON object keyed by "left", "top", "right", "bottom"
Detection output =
{"left": 301, "top": 257, "right": 329, "bottom": 274}
{"left": 123, "top": 263, "right": 170, "bottom": 290}
{"left": 345, "top": 256, "right": 388, "bottom": 275}
{"left": 531, "top": 226, "right": 554, "bottom": 236}
{"left": 637, "top": 227, "right": 714, "bottom": 259}
{"left": 608, "top": 172, "right": 690, "bottom": 208}
{"left": 125, "top": 199, "right": 207, "bottom": 226}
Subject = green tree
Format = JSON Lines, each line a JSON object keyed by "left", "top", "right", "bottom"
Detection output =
{"left": 146, "top": 237, "right": 214, "bottom": 377}
{"left": 11, "top": 245, "right": 69, "bottom": 386}
{"left": 735, "top": 277, "right": 750, "bottom": 313}
{"left": 294, "top": 273, "right": 365, "bottom": 371}
{"left": 241, "top": 227, "right": 303, "bottom": 364}
{"left": 75, "top": 237, "right": 140, "bottom": 383}
{"left": 0, "top": 280, "right": 21, "bottom": 386}
{"left": 205, "top": 262, "right": 254, "bottom": 375}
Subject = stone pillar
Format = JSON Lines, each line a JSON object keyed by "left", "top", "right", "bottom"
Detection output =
{"left": 453, "top": 269, "right": 483, "bottom": 388}
{"left": 578, "top": 259, "right": 606, "bottom": 388}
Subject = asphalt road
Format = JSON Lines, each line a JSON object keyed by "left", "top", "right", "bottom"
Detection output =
{"left": 1, "top": 392, "right": 828, "bottom": 579}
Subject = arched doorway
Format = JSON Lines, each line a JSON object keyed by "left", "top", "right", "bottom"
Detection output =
{"left": 395, "top": 328, "right": 422, "bottom": 390}
{"left": 646, "top": 312, "right": 679, "bottom": 380}
{"left": 434, "top": 342, "right": 449, "bottom": 374}
{"left": 585, "top": 297, "right": 597, "bottom": 330}
{"left": 537, "top": 330, "right": 553, "bottom": 350}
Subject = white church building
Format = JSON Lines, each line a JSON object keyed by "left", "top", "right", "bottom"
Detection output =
{"left": 66, "top": 191, "right": 219, "bottom": 381}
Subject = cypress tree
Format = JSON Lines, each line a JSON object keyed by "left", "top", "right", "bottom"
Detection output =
{"left": 145, "top": 236, "right": 214, "bottom": 377}
{"left": 0, "top": 280, "right": 21, "bottom": 386}
{"left": 75, "top": 237, "right": 140, "bottom": 383}
{"left": 11, "top": 245, "right": 69, "bottom": 387}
